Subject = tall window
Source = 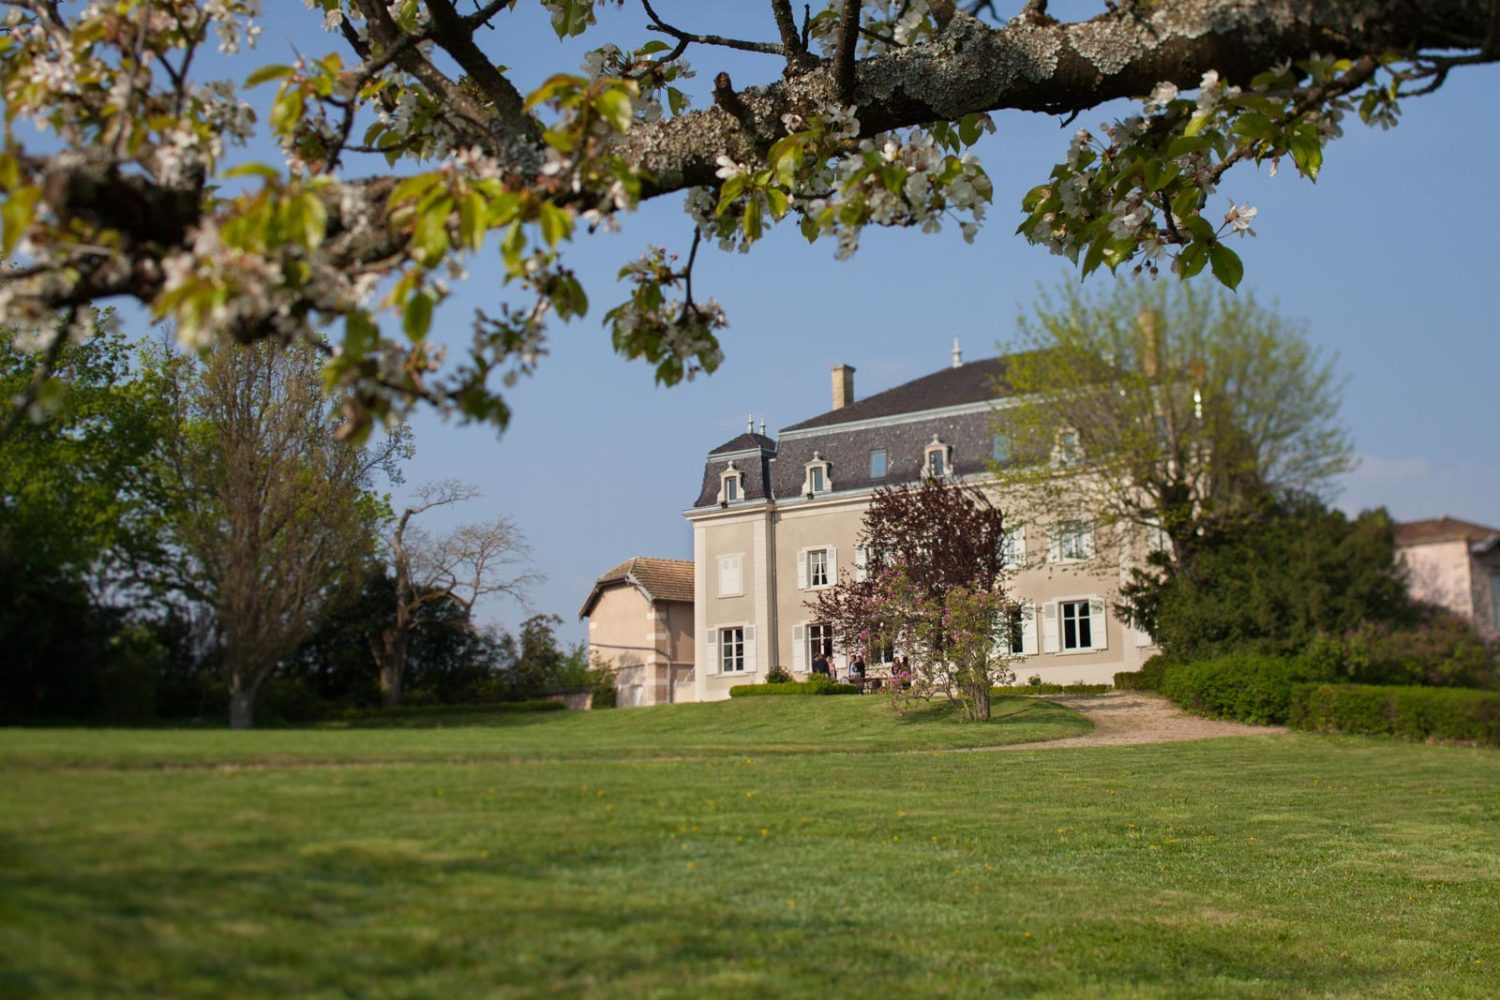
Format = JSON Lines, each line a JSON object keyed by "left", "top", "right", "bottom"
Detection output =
{"left": 717, "top": 554, "right": 743, "bottom": 597}
{"left": 723, "top": 476, "right": 739, "bottom": 502}
{"left": 720, "top": 626, "right": 746, "bottom": 672}
{"left": 1060, "top": 600, "right": 1092, "bottom": 650}
{"left": 809, "top": 466, "right": 825, "bottom": 493}
{"left": 1051, "top": 521, "right": 1095, "bottom": 562}
{"left": 1057, "top": 430, "right": 1080, "bottom": 465}
{"left": 928, "top": 449, "right": 945, "bottom": 478}
{"left": 992, "top": 432, "right": 1010, "bottom": 463}
{"left": 999, "top": 528, "right": 1025, "bottom": 569}
{"left": 808, "top": 623, "right": 834, "bottom": 663}
{"left": 808, "top": 548, "right": 830, "bottom": 587}
{"left": 870, "top": 448, "right": 888, "bottom": 478}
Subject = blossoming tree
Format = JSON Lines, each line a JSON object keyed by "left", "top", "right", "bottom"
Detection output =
{"left": 1, "top": 0, "right": 1494, "bottom": 432}
{"left": 811, "top": 478, "right": 1014, "bottom": 721}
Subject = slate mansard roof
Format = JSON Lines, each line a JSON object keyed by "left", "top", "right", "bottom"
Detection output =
{"left": 578, "top": 557, "right": 694, "bottom": 618}
{"left": 692, "top": 357, "right": 1018, "bottom": 509}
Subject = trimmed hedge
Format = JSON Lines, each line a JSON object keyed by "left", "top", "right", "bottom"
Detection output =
{"left": 1291, "top": 683, "right": 1500, "bottom": 745}
{"left": 334, "top": 700, "right": 566, "bottom": 722}
{"left": 991, "top": 683, "right": 1110, "bottom": 696}
{"left": 1114, "top": 654, "right": 1168, "bottom": 692}
{"left": 729, "top": 680, "right": 860, "bottom": 697}
{"left": 1157, "top": 653, "right": 1324, "bottom": 726}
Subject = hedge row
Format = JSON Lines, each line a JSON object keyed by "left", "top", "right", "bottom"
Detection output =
{"left": 992, "top": 683, "right": 1111, "bottom": 696}
{"left": 728, "top": 680, "right": 860, "bottom": 697}
{"left": 1156, "top": 653, "right": 1324, "bottom": 726}
{"left": 1114, "top": 655, "right": 1168, "bottom": 691}
{"left": 1291, "top": 683, "right": 1500, "bottom": 745}
{"left": 334, "top": 699, "right": 566, "bottom": 722}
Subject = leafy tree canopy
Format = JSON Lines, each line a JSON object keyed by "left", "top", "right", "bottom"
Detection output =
{"left": 0, "top": 0, "right": 1494, "bottom": 433}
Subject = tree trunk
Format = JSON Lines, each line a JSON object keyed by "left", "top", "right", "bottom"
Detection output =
{"left": 376, "top": 626, "right": 407, "bottom": 709}
{"left": 968, "top": 682, "right": 991, "bottom": 722}
{"left": 229, "top": 687, "right": 256, "bottom": 729}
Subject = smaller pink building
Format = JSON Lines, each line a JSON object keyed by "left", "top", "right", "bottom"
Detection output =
{"left": 579, "top": 557, "right": 695, "bottom": 707}
{"left": 1395, "top": 517, "right": 1500, "bottom": 637}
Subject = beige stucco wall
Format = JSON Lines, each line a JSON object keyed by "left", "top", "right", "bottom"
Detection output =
{"left": 586, "top": 585, "right": 696, "bottom": 707}
{"left": 689, "top": 489, "right": 1156, "bottom": 700}
{"left": 1399, "top": 540, "right": 1474, "bottom": 622}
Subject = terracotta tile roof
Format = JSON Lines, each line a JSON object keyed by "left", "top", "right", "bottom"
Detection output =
{"left": 578, "top": 556, "right": 694, "bottom": 618}
{"left": 781, "top": 356, "right": 1016, "bottom": 432}
{"left": 1394, "top": 516, "right": 1500, "bottom": 547}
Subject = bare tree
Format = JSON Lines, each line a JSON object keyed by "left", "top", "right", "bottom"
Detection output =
{"left": 374, "top": 480, "right": 538, "bottom": 708}
{"left": 150, "top": 339, "right": 400, "bottom": 728}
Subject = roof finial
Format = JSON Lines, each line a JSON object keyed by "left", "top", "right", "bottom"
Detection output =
{"left": 952, "top": 335, "right": 963, "bottom": 369}
{"left": 758, "top": 417, "right": 766, "bottom": 435}
{"left": 746, "top": 411, "right": 753, "bottom": 433}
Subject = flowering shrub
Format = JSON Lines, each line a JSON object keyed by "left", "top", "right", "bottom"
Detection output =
{"left": 1304, "top": 617, "right": 1499, "bottom": 690}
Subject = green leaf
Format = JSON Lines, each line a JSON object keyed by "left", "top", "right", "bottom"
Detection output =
{"left": 501, "top": 220, "right": 525, "bottom": 275}
{"left": 387, "top": 173, "right": 443, "bottom": 209}
{"left": 411, "top": 197, "right": 453, "bottom": 266}
{"left": 764, "top": 187, "right": 790, "bottom": 220}
{"left": 593, "top": 89, "right": 633, "bottom": 134}
{"left": 715, "top": 175, "right": 747, "bottom": 215}
{"left": 245, "top": 64, "right": 294, "bottom": 88}
{"left": 742, "top": 196, "right": 762, "bottom": 241}
{"left": 1165, "top": 135, "right": 1213, "bottom": 159}
{"left": 459, "top": 192, "right": 487, "bottom": 251}
{"left": 268, "top": 86, "right": 304, "bottom": 135}
{"left": 403, "top": 292, "right": 434, "bottom": 341}
{"left": 637, "top": 40, "right": 671, "bottom": 55}
{"left": 1, "top": 186, "right": 40, "bottom": 258}
{"left": 666, "top": 87, "right": 689, "bottom": 116}
{"left": 958, "top": 113, "right": 983, "bottom": 147}
{"left": 1183, "top": 215, "right": 1215, "bottom": 243}
{"left": 1231, "top": 112, "right": 1273, "bottom": 140}
{"left": 1177, "top": 241, "right": 1209, "bottom": 278}
{"left": 1288, "top": 130, "right": 1322, "bottom": 181}
{"left": 1183, "top": 113, "right": 1213, "bottom": 138}
{"left": 223, "top": 162, "right": 281, "bottom": 181}
{"left": 294, "top": 191, "right": 327, "bottom": 249}
{"left": 1209, "top": 243, "right": 1243, "bottom": 289}
{"left": 538, "top": 202, "right": 573, "bottom": 247}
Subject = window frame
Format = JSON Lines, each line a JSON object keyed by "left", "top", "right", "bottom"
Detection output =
{"left": 716, "top": 553, "right": 744, "bottom": 598}
{"left": 719, "top": 626, "right": 746, "bottom": 673}
{"left": 869, "top": 448, "right": 888, "bottom": 479}
{"left": 1059, "top": 599, "right": 1093, "bottom": 651}
{"left": 808, "top": 547, "right": 830, "bottom": 588}
{"left": 1050, "top": 520, "right": 1095, "bottom": 563}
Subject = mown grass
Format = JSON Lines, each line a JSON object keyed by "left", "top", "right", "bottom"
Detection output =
{"left": 2, "top": 697, "right": 1498, "bottom": 998}
{"left": 0, "top": 694, "right": 1088, "bottom": 768}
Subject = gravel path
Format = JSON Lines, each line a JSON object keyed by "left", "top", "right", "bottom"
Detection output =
{"left": 993, "top": 691, "right": 1286, "bottom": 751}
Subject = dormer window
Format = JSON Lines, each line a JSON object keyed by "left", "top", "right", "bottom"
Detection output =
{"left": 803, "top": 452, "right": 832, "bottom": 496}
{"left": 717, "top": 461, "right": 744, "bottom": 504}
{"left": 924, "top": 436, "right": 950, "bottom": 479}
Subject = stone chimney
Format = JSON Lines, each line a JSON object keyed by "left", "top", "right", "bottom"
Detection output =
{"left": 831, "top": 364, "right": 855, "bottom": 410}
{"left": 1137, "top": 309, "right": 1161, "bottom": 379}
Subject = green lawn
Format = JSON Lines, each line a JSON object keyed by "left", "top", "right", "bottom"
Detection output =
{"left": 2, "top": 696, "right": 1498, "bottom": 997}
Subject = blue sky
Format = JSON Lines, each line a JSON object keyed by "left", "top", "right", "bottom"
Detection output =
{"left": 180, "top": 3, "right": 1500, "bottom": 644}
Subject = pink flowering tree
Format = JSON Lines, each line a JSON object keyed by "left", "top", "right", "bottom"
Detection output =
{"left": 812, "top": 478, "right": 1014, "bottom": 721}
{"left": 2, "top": 2, "right": 1496, "bottom": 433}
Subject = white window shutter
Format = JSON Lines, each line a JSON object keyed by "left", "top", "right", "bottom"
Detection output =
{"left": 792, "top": 623, "right": 807, "bottom": 672}
{"left": 829, "top": 546, "right": 838, "bottom": 584}
{"left": 1041, "top": 602, "right": 1059, "bottom": 653}
{"left": 1089, "top": 599, "right": 1108, "bottom": 651}
{"left": 743, "top": 625, "right": 757, "bottom": 673}
{"left": 854, "top": 546, "right": 868, "bottom": 582}
{"left": 797, "top": 549, "right": 808, "bottom": 589}
{"left": 705, "top": 629, "right": 717, "bottom": 673}
{"left": 1135, "top": 626, "right": 1154, "bottom": 648}
{"left": 1025, "top": 602, "right": 1039, "bottom": 656}
{"left": 1047, "top": 529, "right": 1061, "bottom": 564}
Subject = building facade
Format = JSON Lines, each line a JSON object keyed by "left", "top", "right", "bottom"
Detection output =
{"left": 684, "top": 354, "right": 1157, "bottom": 703}
{"left": 579, "top": 557, "right": 696, "bottom": 707}
{"left": 1395, "top": 517, "right": 1500, "bottom": 638}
